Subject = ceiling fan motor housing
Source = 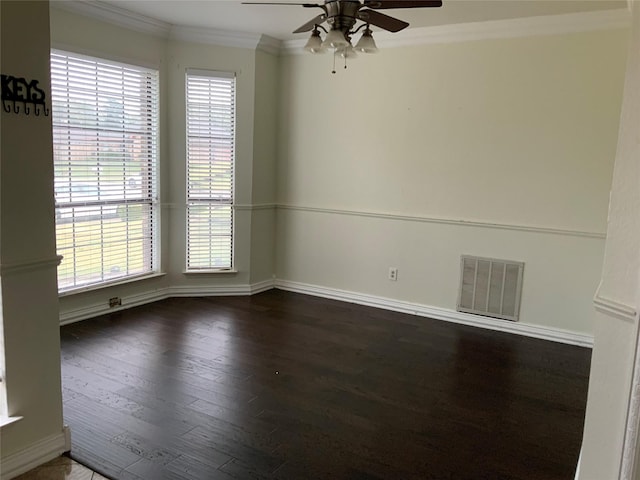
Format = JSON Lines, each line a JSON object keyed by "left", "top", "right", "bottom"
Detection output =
{"left": 325, "top": 0, "right": 360, "bottom": 32}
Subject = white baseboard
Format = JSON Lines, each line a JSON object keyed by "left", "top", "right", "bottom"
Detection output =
{"left": 274, "top": 280, "right": 594, "bottom": 348}
{"left": 250, "top": 279, "right": 277, "bottom": 294}
{"left": 1, "top": 426, "right": 70, "bottom": 480}
{"left": 167, "top": 279, "right": 275, "bottom": 297}
{"left": 59, "top": 280, "right": 276, "bottom": 325}
{"left": 60, "top": 288, "right": 171, "bottom": 325}
{"left": 59, "top": 277, "right": 592, "bottom": 347}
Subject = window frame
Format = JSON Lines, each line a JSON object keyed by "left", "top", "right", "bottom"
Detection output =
{"left": 50, "top": 49, "right": 161, "bottom": 293}
{"left": 185, "top": 69, "right": 236, "bottom": 272}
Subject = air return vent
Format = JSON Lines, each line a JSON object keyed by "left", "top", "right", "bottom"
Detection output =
{"left": 457, "top": 255, "right": 524, "bottom": 322}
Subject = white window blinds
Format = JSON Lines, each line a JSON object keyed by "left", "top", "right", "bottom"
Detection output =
{"left": 186, "top": 70, "right": 235, "bottom": 270}
{"left": 51, "top": 51, "right": 159, "bottom": 292}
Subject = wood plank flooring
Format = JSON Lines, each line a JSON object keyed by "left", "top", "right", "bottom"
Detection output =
{"left": 60, "top": 290, "right": 592, "bottom": 480}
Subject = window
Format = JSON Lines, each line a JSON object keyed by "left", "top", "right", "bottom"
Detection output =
{"left": 186, "top": 70, "right": 235, "bottom": 270}
{"left": 51, "top": 51, "right": 159, "bottom": 292}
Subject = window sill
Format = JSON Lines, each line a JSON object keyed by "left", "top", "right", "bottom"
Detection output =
{"left": 182, "top": 269, "right": 238, "bottom": 275}
{"left": 59, "top": 272, "right": 167, "bottom": 297}
{"left": 0, "top": 416, "right": 23, "bottom": 428}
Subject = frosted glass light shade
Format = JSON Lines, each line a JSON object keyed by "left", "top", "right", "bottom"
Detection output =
{"left": 322, "top": 29, "right": 349, "bottom": 49}
{"left": 355, "top": 30, "right": 378, "bottom": 53}
{"left": 304, "top": 31, "right": 326, "bottom": 53}
{"left": 338, "top": 45, "right": 358, "bottom": 59}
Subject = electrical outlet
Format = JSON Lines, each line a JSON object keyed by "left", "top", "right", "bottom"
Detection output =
{"left": 109, "top": 297, "right": 122, "bottom": 308}
{"left": 388, "top": 267, "right": 398, "bottom": 281}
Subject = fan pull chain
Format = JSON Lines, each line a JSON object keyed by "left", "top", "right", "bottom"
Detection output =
{"left": 332, "top": 49, "right": 336, "bottom": 74}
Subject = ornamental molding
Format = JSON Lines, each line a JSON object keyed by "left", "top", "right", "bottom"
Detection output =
{"left": 53, "top": 2, "right": 630, "bottom": 53}
{"left": 282, "top": 8, "right": 631, "bottom": 54}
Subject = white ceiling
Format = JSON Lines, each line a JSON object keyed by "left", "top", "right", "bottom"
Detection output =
{"left": 87, "top": 0, "right": 627, "bottom": 41}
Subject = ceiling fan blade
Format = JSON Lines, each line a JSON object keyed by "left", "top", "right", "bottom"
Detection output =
{"left": 242, "top": 2, "right": 321, "bottom": 7}
{"left": 363, "top": 0, "right": 442, "bottom": 9}
{"left": 357, "top": 9, "right": 409, "bottom": 32}
{"left": 293, "top": 14, "right": 327, "bottom": 33}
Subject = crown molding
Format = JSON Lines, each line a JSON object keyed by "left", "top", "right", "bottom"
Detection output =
{"left": 52, "top": 0, "right": 281, "bottom": 51}
{"left": 53, "top": 2, "right": 629, "bottom": 54}
{"left": 170, "top": 25, "right": 262, "bottom": 49}
{"left": 52, "top": 0, "right": 171, "bottom": 37}
{"left": 282, "top": 7, "right": 630, "bottom": 54}
{"left": 258, "top": 35, "right": 284, "bottom": 56}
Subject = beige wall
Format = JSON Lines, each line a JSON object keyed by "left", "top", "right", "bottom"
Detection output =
{"left": 278, "top": 31, "right": 625, "bottom": 231}
{"left": 0, "top": 0, "right": 65, "bottom": 469}
{"left": 250, "top": 50, "right": 279, "bottom": 284}
{"left": 276, "top": 29, "right": 628, "bottom": 335}
{"left": 579, "top": 3, "right": 640, "bottom": 478}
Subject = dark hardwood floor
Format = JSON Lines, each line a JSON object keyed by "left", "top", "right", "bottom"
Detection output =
{"left": 60, "top": 290, "right": 591, "bottom": 480}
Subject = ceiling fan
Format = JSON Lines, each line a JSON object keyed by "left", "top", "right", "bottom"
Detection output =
{"left": 243, "top": 0, "right": 442, "bottom": 70}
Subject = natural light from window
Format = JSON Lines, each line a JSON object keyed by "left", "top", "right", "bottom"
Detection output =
{"left": 50, "top": 51, "right": 159, "bottom": 292}
{"left": 186, "top": 70, "right": 235, "bottom": 271}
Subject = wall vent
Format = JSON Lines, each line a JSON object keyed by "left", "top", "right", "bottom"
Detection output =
{"left": 457, "top": 255, "right": 524, "bottom": 322}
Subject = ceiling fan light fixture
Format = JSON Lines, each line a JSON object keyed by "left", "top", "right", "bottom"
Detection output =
{"left": 338, "top": 44, "right": 358, "bottom": 59}
{"left": 244, "top": 0, "right": 444, "bottom": 72}
{"left": 304, "top": 29, "right": 326, "bottom": 53}
{"left": 355, "top": 27, "right": 378, "bottom": 53}
{"left": 322, "top": 28, "right": 349, "bottom": 49}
